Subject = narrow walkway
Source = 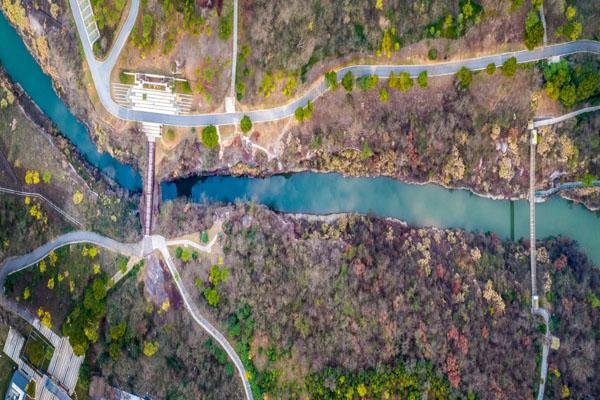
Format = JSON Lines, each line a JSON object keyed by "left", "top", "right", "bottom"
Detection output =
{"left": 151, "top": 235, "right": 253, "bottom": 400}
{"left": 539, "top": 4, "right": 548, "bottom": 46}
{"left": 144, "top": 140, "right": 156, "bottom": 236}
{"left": 529, "top": 125, "right": 551, "bottom": 400}
{"left": 0, "top": 186, "right": 83, "bottom": 228}
{"left": 534, "top": 105, "right": 600, "bottom": 127}
{"left": 229, "top": 0, "right": 238, "bottom": 99}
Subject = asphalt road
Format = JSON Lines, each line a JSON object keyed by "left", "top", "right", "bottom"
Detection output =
{"left": 1, "top": 231, "right": 142, "bottom": 276}
{"left": 68, "top": 0, "right": 600, "bottom": 127}
{"left": 0, "top": 231, "right": 254, "bottom": 400}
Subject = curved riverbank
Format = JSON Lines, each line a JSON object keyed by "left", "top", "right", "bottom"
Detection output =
{"left": 161, "top": 172, "right": 600, "bottom": 265}
{"left": 0, "top": 12, "right": 142, "bottom": 191}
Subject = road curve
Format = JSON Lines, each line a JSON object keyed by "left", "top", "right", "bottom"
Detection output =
{"left": 0, "top": 231, "right": 253, "bottom": 400}
{"left": 533, "top": 307, "right": 551, "bottom": 400}
{"left": 0, "top": 231, "right": 143, "bottom": 276}
{"left": 67, "top": 0, "right": 600, "bottom": 127}
{"left": 152, "top": 235, "right": 254, "bottom": 400}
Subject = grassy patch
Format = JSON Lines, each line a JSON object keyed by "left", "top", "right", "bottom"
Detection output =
{"left": 22, "top": 331, "right": 54, "bottom": 372}
{"left": 174, "top": 80, "right": 192, "bottom": 95}
{"left": 119, "top": 71, "right": 135, "bottom": 85}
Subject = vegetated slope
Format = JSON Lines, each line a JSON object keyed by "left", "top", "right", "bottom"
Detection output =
{"left": 158, "top": 203, "right": 599, "bottom": 399}
{"left": 282, "top": 57, "right": 599, "bottom": 204}
{"left": 0, "top": 74, "right": 142, "bottom": 245}
{"left": 237, "top": 0, "right": 522, "bottom": 103}
{"left": 85, "top": 272, "right": 245, "bottom": 399}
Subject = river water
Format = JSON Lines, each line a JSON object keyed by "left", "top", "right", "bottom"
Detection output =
{"left": 0, "top": 12, "right": 142, "bottom": 190}
{"left": 162, "top": 174, "right": 600, "bottom": 264}
{"left": 1, "top": 12, "right": 598, "bottom": 264}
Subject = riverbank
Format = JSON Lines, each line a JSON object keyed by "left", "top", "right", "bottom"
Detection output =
{"left": 0, "top": 70, "right": 143, "bottom": 249}
{"left": 160, "top": 172, "right": 600, "bottom": 266}
{"left": 0, "top": 3, "right": 144, "bottom": 172}
{"left": 156, "top": 53, "right": 599, "bottom": 211}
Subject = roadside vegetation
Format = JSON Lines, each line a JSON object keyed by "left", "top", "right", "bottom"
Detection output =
{"left": 276, "top": 56, "right": 599, "bottom": 206}
{"left": 90, "top": 0, "right": 127, "bottom": 57}
{"left": 5, "top": 245, "right": 123, "bottom": 333}
{"left": 82, "top": 262, "right": 243, "bottom": 399}
{"left": 120, "top": 0, "right": 232, "bottom": 112}
{"left": 236, "top": 0, "right": 480, "bottom": 103}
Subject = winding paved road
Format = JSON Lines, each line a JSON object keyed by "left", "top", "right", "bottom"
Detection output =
{"left": 68, "top": 0, "right": 600, "bottom": 127}
{"left": 1, "top": 231, "right": 142, "bottom": 276}
{"left": 152, "top": 236, "right": 253, "bottom": 400}
{"left": 0, "top": 231, "right": 254, "bottom": 400}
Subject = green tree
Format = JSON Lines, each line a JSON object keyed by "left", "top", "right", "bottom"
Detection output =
{"left": 143, "top": 340, "right": 159, "bottom": 357}
{"left": 486, "top": 63, "right": 496, "bottom": 75}
{"left": 108, "top": 342, "right": 120, "bottom": 360}
{"left": 164, "top": 128, "right": 176, "bottom": 141}
{"left": 574, "top": 64, "right": 600, "bottom": 102}
{"left": 201, "top": 125, "right": 219, "bottom": 149}
{"left": 325, "top": 71, "right": 338, "bottom": 90}
{"left": 360, "top": 142, "right": 373, "bottom": 160}
{"left": 341, "top": 71, "right": 354, "bottom": 92}
{"left": 141, "top": 14, "right": 154, "bottom": 48}
{"left": 558, "top": 21, "right": 582, "bottom": 41}
{"left": 398, "top": 72, "right": 413, "bottom": 92}
{"left": 389, "top": 72, "right": 413, "bottom": 92}
{"left": 456, "top": 66, "right": 472, "bottom": 89}
{"left": 524, "top": 11, "right": 543, "bottom": 50}
{"left": 502, "top": 57, "right": 517, "bottom": 77}
{"left": 294, "top": 107, "right": 305, "bottom": 122}
{"left": 559, "top": 84, "right": 577, "bottom": 108}
{"left": 379, "top": 87, "right": 389, "bottom": 103}
{"left": 417, "top": 71, "right": 428, "bottom": 88}
{"left": 357, "top": 75, "right": 379, "bottom": 90}
{"left": 428, "top": 48, "right": 438, "bottom": 60}
{"left": 218, "top": 13, "right": 232, "bottom": 40}
{"left": 109, "top": 320, "right": 127, "bottom": 341}
{"left": 200, "top": 230, "right": 209, "bottom": 243}
{"left": 259, "top": 73, "right": 275, "bottom": 97}
{"left": 180, "top": 248, "right": 192, "bottom": 263}
{"left": 209, "top": 265, "right": 229, "bottom": 286}
{"left": 240, "top": 115, "right": 252, "bottom": 134}
{"left": 581, "top": 173, "right": 597, "bottom": 187}
{"left": 203, "top": 287, "right": 220, "bottom": 307}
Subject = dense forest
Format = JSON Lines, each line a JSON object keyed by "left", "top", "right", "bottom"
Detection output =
{"left": 155, "top": 202, "right": 599, "bottom": 399}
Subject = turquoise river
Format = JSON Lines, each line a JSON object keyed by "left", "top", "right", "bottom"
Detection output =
{"left": 0, "top": 12, "right": 598, "bottom": 264}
